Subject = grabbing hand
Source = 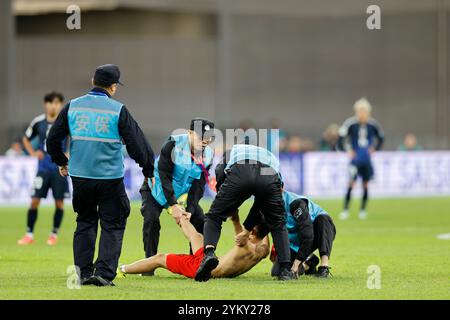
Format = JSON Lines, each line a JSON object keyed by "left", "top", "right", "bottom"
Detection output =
{"left": 59, "top": 165, "right": 68, "bottom": 177}
{"left": 170, "top": 204, "right": 186, "bottom": 225}
{"left": 182, "top": 211, "right": 192, "bottom": 221}
{"left": 178, "top": 213, "right": 191, "bottom": 226}
{"left": 291, "top": 259, "right": 301, "bottom": 274}
{"left": 235, "top": 230, "right": 250, "bottom": 247}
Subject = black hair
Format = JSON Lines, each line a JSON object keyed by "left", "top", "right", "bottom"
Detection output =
{"left": 44, "top": 91, "right": 64, "bottom": 103}
{"left": 93, "top": 79, "right": 114, "bottom": 89}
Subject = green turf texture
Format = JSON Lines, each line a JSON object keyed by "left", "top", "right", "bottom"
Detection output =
{"left": 0, "top": 198, "right": 449, "bottom": 300}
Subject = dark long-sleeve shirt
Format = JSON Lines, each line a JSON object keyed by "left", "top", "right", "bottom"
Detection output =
{"left": 158, "top": 138, "right": 208, "bottom": 209}
{"left": 46, "top": 87, "right": 155, "bottom": 178}
{"left": 337, "top": 117, "right": 384, "bottom": 152}
{"left": 290, "top": 199, "right": 314, "bottom": 262}
{"left": 214, "top": 149, "right": 231, "bottom": 192}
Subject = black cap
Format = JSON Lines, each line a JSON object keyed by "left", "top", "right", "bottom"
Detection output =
{"left": 190, "top": 117, "right": 215, "bottom": 137}
{"left": 93, "top": 64, "right": 123, "bottom": 87}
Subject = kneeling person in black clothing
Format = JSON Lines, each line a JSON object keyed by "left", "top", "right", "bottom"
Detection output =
{"left": 269, "top": 190, "right": 336, "bottom": 278}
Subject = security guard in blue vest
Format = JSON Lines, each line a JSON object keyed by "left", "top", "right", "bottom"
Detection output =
{"left": 139, "top": 118, "right": 214, "bottom": 268}
{"left": 269, "top": 190, "right": 336, "bottom": 278}
{"left": 195, "top": 144, "right": 296, "bottom": 281}
{"left": 46, "top": 64, "right": 155, "bottom": 286}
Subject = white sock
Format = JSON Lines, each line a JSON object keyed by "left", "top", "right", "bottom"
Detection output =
{"left": 26, "top": 232, "right": 34, "bottom": 239}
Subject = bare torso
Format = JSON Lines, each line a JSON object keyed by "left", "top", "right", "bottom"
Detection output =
{"left": 211, "top": 238, "right": 269, "bottom": 278}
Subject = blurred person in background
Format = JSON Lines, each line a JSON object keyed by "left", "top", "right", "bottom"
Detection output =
{"left": 397, "top": 133, "right": 422, "bottom": 151}
{"left": 17, "top": 92, "right": 69, "bottom": 246}
{"left": 319, "top": 124, "right": 340, "bottom": 151}
{"left": 337, "top": 98, "right": 384, "bottom": 220}
{"left": 286, "top": 136, "right": 314, "bottom": 153}
{"left": 5, "top": 140, "right": 24, "bottom": 157}
{"left": 287, "top": 136, "right": 302, "bottom": 153}
{"left": 301, "top": 138, "right": 315, "bottom": 152}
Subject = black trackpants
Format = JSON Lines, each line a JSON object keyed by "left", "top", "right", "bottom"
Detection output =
{"left": 272, "top": 214, "right": 336, "bottom": 275}
{"left": 139, "top": 180, "right": 205, "bottom": 258}
{"left": 312, "top": 215, "right": 336, "bottom": 258}
{"left": 71, "top": 177, "right": 130, "bottom": 281}
{"left": 203, "top": 163, "right": 291, "bottom": 266}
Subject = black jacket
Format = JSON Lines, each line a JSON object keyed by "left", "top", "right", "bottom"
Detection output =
{"left": 157, "top": 138, "right": 209, "bottom": 211}
{"left": 46, "top": 87, "right": 155, "bottom": 178}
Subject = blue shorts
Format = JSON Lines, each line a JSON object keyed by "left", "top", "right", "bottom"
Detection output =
{"left": 349, "top": 161, "right": 373, "bottom": 182}
{"left": 31, "top": 170, "right": 70, "bottom": 200}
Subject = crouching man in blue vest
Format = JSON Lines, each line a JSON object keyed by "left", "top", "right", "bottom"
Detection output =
{"left": 139, "top": 118, "right": 214, "bottom": 269}
{"left": 46, "top": 64, "right": 155, "bottom": 286}
{"left": 195, "top": 144, "right": 297, "bottom": 282}
{"left": 270, "top": 190, "right": 336, "bottom": 278}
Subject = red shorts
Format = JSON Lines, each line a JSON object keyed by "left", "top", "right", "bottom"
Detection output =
{"left": 166, "top": 247, "right": 205, "bottom": 279}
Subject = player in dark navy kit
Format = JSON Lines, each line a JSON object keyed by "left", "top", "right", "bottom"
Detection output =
{"left": 18, "top": 92, "right": 69, "bottom": 246}
{"left": 337, "top": 98, "right": 384, "bottom": 220}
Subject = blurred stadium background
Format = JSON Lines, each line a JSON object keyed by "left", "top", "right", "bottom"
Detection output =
{"left": 0, "top": 0, "right": 449, "bottom": 203}
{"left": 1, "top": 0, "right": 449, "bottom": 147}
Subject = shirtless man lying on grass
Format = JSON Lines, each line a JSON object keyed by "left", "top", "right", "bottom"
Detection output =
{"left": 119, "top": 211, "right": 270, "bottom": 279}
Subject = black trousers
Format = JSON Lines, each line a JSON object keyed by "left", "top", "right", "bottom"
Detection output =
{"left": 271, "top": 214, "right": 336, "bottom": 276}
{"left": 203, "top": 163, "right": 291, "bottom": 265}
{"left": 313, "top": 215, "right": 336, "bottom": 258}
{"left": 139, "top": 180, "right": 205, "bottom": 258}
{"left": 71, "top": 177, "right": 130, "bottom": 281}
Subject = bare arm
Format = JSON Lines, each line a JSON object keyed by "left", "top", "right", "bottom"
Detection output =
{"left": 230, "top": 210, "right": 243, "bottom": 235}
{"left": 22, "top": 136, "right": 36, "bottom": 157}
{"left": 179, "top": 215, "right": 198, "bottom": 242}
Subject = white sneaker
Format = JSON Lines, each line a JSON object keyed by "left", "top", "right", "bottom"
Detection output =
{"left": 358, "top": 210, "right": 367, "bottom": 219}
{"left": 339, "top": 210, "right": 350, "bottom": 220}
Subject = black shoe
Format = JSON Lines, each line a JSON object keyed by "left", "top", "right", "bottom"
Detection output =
{"left": 194, "top": 250, "right": 219, "bottom": 282}
{"left": 80, "top": 276, "right": 95, "bottom": 286}
{"left": 315, "top": 266, "right": 331, "bottom": 278}
{"left": 141, "top": 271, "right": 154, "bottom": 277}
{"left": 305, "top": 255, "right": 320, "bottom": 275}
{"left": 278, "top": 268, "right": 297, "bottom": 281}
{"left": 90, "top": 275, "right": 115, "bottom": 287}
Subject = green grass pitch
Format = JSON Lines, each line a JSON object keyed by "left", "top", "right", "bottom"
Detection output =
{"left": 0, "top": 198, "right": 449, "bottom": 300}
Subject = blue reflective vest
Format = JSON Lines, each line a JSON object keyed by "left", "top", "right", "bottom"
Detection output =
{"left": 67, "top": 91, "right": 124, "bottom": 179}
{"left": 283, "top": 190, "right": 328, "bottom": 252}
{"left": 225, "top": 144, "right": 280, "bottom": 173}
{"left": 151, "top": 134, "right": 214, "bottom": 208}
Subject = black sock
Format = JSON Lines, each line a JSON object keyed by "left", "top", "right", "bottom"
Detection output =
{"left": 344, "top": 187, "right": 352, "bottom": 210}
{"left": 52, "top": 208, "right": 64, "bottom": 234}
{"left": 26, "top": 209, "right": 38, "bottom": 233}
{"left": 361, "top": 187, "right": 368, "bottom": 211}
